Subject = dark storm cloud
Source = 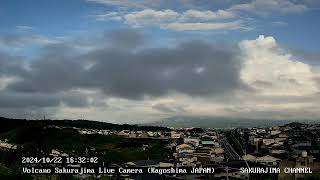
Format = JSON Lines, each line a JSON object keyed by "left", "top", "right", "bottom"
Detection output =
{"left": 86, "top": 40, "right": 243, "bottom": 98}
{"left": 1, "top": 29, "right": 244, "bottom": 109}
{"left": 105, "top": 29, "right": 145, "bottom": 49}
{"left": 0, "top": 52, "right": 26, "bottom": 76}
{"left": 0, "top": 51, "right": 89, "bottom": 109}
{"left": 0, "top": 91, "right": 88, "bottom": 108}
{"left": 7, "top": 52, "right": 88, "bottom": 93}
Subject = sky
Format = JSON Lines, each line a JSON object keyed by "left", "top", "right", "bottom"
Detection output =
{"left": 0, "top": 0, "right": 320, "bottom": 123}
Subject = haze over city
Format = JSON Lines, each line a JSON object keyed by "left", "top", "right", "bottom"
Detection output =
{"left": 1, "top": 0, "right": 320, "bottom": 124}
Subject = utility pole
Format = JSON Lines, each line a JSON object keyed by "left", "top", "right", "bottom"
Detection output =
{"left": 226, "top": 158, "right": 229, "bottom": 180}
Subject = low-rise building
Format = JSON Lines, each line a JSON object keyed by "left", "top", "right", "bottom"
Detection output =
{"left": 176, "top": 144, "right": 194, "bottom": 154}
{"left": 262, "top": 138, "right": 275, "bottom": 146}
{"left": 184, "top": 137, "right": 200, "bottom": 147}
{"left": 270, "top": 130, "right": 281, "bottom": 136}
{"left": 171, "top": 131, "right": 182, "bottom": 139}
{"left": 0, "top": 141, "right": 17, "bottom": 150}
{"left": 256, "top": 155, "right": 280, "bottom": 166}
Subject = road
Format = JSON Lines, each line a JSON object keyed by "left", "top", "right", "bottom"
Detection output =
{"left": 218, "top": 134, "right": 250, "bottom": 173}
{"left": 219, "top": 135, "right": 241, "bottom": 161}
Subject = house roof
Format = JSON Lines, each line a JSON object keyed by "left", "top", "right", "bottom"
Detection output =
{"left": 176, "top": 143, "right": 194, "bottom": 150}
{"left": 242, "top": 154, "right": 257, "bottom": 161}
{"left": 256, "top": 155, "right": 280, "bottom": 161}
{"left": 127, "top": 160, "right": 159, "bottom": 167}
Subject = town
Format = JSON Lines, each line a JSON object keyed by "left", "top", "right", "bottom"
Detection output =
{"left": 1, "top": 118, "right": 320, "bottom": 179}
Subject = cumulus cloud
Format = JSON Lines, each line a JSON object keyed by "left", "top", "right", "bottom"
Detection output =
{"left": 230, "top": 0, "right": 307, "bottom": 16}
{"left": 205, "top": 35, "right": 320, "bottom": 120}
{"left": 239, "top": 35, "right": 319, "bottom": 96}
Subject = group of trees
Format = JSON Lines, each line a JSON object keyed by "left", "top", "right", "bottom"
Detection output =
{"left": 0, "top": 117, "right": 172, "bottom": 178}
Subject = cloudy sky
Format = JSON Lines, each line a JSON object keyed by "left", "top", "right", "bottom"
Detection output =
{"left": 0, "top": 0, "right": 320, "bottom": 123}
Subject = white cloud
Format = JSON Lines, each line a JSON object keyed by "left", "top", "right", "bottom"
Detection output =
{"left": 271, "top": 21, "right": 288, "bottom": 26}
{"left": 86, "top": 0, "right": 151, "bottom": 8}
{"left": 86, "top": 0, "right": 229, "bottom": 9}
{"left": 181, "top": 9, "right": 235, "bottom": 21}
{"left": 88, "top": 0, "right": 310, "bottom": 32}
{"left": 239, "top": 35, "right": 319, "bottom": 96}
{"left": 124, "top": 9, "right": 179, "bottom": 27}
{"left": 230, "top": 0, "right": 307, "bottom": 16}
{"left": 95, "top": 9, "right": 244, "bottom": 31}
{"left": 94, "top": 12, "right": 122, "bottom": 21}
{"left": 163, "top": 21, "right": 244, "bottom": 31}
{"left": 16, "top": 26, "right": 33, "bottom": 31}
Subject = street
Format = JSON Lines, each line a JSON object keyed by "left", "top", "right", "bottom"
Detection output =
{"left": 219, "top": 135, "right": 241, "bottom": 161}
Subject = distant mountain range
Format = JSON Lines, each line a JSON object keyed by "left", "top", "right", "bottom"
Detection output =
{"left": 145, "top": 116, "right": 319, "bottom": 128}
{"left": 0, "top": 116, "right": 169, "bottom": 134}
{"left": 1, "top": 116, "right": 318, "bottom": 129}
